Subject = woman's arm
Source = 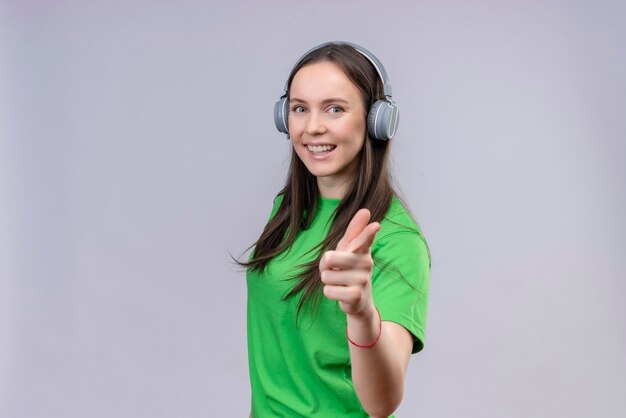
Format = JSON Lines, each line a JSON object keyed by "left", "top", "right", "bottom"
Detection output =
{"left": 347, "top": 309, "right": 413, "bottom": 417}
{"left": 320, "top": 208, "right": 415, "bottom": 417}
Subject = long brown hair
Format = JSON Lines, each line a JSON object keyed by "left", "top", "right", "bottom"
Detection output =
{"left": 239, "top": 43, "right": 404, "bottom": 317}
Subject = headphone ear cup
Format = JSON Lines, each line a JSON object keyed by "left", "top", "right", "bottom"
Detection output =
{"left": 274, "top": 97, "right": 289, "bottom": 135}
{"left": 367, "top": 100, "right": 400, "bottom": 140}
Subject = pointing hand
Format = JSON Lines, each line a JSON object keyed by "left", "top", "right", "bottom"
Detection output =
{"left": 320, "top": 209, "right": 380, "bottom": 316}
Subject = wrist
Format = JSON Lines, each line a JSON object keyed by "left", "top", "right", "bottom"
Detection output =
{"left": 346, "top": 305, "right": 382, "bottom": 348}
{"left": 346, "top": 303, "right": 378, "bottom": 322}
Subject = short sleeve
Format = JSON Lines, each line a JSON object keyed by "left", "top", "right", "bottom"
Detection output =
{"left": 371, "top": 231, "right": 430, "bottom": 353}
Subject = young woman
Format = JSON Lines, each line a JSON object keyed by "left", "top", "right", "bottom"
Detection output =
{"left": 241, "top": 42, "right": 430, "bottom": 418}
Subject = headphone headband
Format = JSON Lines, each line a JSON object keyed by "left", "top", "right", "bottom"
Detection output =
{"left": 282, "top": 41, "right": 393, "bottom": 98}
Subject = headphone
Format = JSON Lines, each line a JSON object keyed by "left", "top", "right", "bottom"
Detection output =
{"left": 273, "top": 41, "right": 399, "bottom": 141}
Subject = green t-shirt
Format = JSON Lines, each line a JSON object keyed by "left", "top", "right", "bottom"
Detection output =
{"left": 247, "top": 194, "right": 430, "bottom": 417}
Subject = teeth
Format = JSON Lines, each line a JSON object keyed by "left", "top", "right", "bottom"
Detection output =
{"left": 307, "top": 145, "right": 335, "bottom": 153}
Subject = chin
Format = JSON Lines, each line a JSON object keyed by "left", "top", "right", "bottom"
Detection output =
{"left": 305, "top": 167, "right": 332, "bottom": 178}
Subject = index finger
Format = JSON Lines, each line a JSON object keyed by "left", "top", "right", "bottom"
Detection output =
{"left": 348, "top": 221, "right": 380, "bottom": 254}
{"left": 336, "top": 208, "right": 371, "bottom": 252}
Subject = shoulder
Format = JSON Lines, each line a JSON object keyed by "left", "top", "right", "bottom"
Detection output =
{"left": 273, "top": 193, "right": 285, "bottom": 206}
{"left": 267, "top": 192, "right": 285, "bottom": 220}
{"left": 370, "top": 196, "right": 430, "bottom": 352}
{"left": 373, "top": 195, "right": 430, "bottom": 265}
{"left": 377, "top": 195, "right": 424, "bottom": 240}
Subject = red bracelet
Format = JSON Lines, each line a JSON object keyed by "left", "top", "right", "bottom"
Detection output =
{"left": 346, "top": 307, "right": 382, "bottom": 348}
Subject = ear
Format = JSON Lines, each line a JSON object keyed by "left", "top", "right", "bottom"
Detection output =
{"left": 367, "top": 99, "right": 399, "bottom": 141}
{"left": 274, "top": 96, "right": 289, "bottom": 135}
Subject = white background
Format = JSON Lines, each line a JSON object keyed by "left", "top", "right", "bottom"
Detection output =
{"left": 1, "top": 0, "right": 625, "bottom": 417}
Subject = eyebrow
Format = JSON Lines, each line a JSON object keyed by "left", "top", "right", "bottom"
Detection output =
{"left": 289, "top": 97, "right": 350, "bottom": 105}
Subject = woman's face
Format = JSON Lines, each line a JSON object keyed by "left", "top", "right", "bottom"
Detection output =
{"left": 288, "top": 61, "right": 367, "bottom": 198}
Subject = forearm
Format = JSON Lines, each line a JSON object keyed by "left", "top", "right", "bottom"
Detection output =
{"left": 347, "top": 307, "right": 406, "bottom": 418}
{"left": 319, "top": 214, "right": 412, "bottom": 416}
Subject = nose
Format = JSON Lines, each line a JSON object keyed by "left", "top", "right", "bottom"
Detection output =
{"left": 304, "top": 111, "right": 327, "bottom": 136}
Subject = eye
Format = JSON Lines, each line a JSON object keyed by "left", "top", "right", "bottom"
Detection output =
{"left": 328, "top": 106, "right": 344, "bottom": 114}
{"left": 291, "top": 105, "right": 306, "bottom": 113}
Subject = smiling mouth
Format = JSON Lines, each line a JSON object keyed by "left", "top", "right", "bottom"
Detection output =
{"left": 307, "top": 144, "right": 337, "bottom": 155}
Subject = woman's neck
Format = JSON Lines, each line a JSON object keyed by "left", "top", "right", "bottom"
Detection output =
{"left": 317, "top": 178, "right": 349, "bottom": 199}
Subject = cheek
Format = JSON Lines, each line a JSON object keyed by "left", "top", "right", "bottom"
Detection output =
{"left": 288, "top": 121, "right": 305, "bottom": 141}
{"left": 348, "top": 113, "right": 367, "bottom": 133}
{"left": 291, "top": 139, "right": 306, "bottom": 158}
{"left": 290, "top": 138, "right": 302, "bottom": 154}
{"left": 344, "top": 120, "right": 367, "bottom": 148}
